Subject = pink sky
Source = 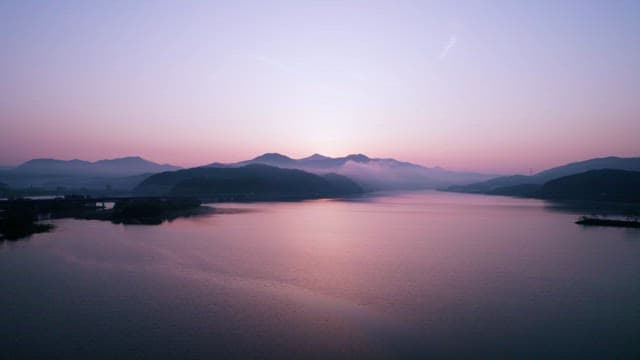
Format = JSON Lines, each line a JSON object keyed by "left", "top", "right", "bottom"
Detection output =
{"left": 1, "top": 1, "right": 639, "bottom": 174}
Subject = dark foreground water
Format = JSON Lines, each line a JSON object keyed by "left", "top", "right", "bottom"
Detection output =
{"left": 1, "top": 191, "right": 639, "bottom": 359}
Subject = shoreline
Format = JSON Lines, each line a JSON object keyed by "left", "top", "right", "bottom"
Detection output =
{"left": 575, "top": 217, "right": 640, "bottom": 229}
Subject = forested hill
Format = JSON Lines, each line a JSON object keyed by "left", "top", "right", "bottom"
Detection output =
{"left": 134, "top": 164, "right": 364, "bottom": 200}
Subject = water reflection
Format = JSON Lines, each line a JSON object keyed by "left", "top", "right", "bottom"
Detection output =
{"left": 0, "top": 190, "right": 639, "bottom": 359}
{"left": 543, "top": 198, "right": 640, "bottom": 216}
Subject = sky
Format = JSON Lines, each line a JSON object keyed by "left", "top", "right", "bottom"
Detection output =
{"left": 1, "top": 0, "right": 639, "bottom": 174}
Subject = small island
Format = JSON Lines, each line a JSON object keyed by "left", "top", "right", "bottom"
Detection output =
{"left": 85, "top": 198, "right": 213, "bottom": 225}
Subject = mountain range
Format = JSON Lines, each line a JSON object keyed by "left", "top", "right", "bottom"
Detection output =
{"left": 447, "top": 156, "right": 640, "bottom": 194}
{"left": 0, "top": 157, "right": 180, "bottom": 191}
{"left": 206, "top": 153, "right": 495, "bottom": 190}
{"left": 13, "top": 156, "right": 179, "bottom": 176}
{"left": 2, "top": 153, "right": 639, "bottom": 203}
{"left": 0, "top": 153, "right": 495, "bottom": 192}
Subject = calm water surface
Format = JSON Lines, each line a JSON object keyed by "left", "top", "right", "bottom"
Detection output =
{"left": 1, "top": 191, "right": 639, "bottom": 359}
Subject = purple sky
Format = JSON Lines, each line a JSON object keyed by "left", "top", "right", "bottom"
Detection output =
{"left": 1, "top": 1, "right": 639, "bottom": 173}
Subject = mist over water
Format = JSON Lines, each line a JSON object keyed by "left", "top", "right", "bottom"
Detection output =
{"left": 1, "top": 191, "right": 639, "bottom": 358}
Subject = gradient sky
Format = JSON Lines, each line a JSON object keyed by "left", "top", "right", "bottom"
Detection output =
{"left": 1, "top": 1, "right": 639, "bottom": 173}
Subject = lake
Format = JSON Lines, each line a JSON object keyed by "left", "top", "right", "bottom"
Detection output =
{"left": 1, "top": 191, "right": 639, "bottom": 359}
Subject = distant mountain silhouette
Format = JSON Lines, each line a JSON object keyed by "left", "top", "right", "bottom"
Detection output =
{"left": 448, "top": 156, "right": 640, "bottom": 194}
{"left": 536, "top": 157, "right": 640, "bottom": 180}
{"left": 0, "top": 157, "right": 180, "bottom": 192}
{"left": 13, "top": 156, "right": 179, "bottom": 176}
{"left": 206, "top": 153, "right": 493, "bottom": 190}
{"left": 301, "top": 153, "right": 331, "bottom": 161}
{"left": 221, "top": 153, "right": 414, "bottom": 169}
{"left": 135, "top": 164, "right": 363, "bottom": 200}
{"left": 247, "top": 153, "right": 296, "bottom": 166}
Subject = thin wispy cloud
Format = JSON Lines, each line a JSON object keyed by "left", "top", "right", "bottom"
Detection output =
{"left": 438, "top": 35, "right": 457, "bottom": 60}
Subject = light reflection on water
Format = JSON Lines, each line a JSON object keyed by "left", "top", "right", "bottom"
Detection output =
{"left": 1, "top": 190, "right": 639, "bottom": 359}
